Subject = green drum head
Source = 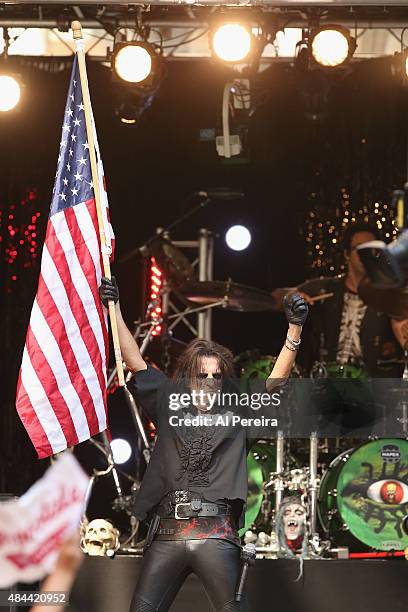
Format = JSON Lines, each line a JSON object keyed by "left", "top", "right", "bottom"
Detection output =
{"left": 240, "top": 355, "right": 302, "bottom": 394}
{"left": 241, "top": 442, "right": 276, "bottom": 536}
{"left": 325, "top": 362, "right": 367, "bottom": 379}
{"left": 240, "top": 357, "right": 276, "bottom": 391}
{"left": 337, "top": 438, "right": 408, "bottom": 550}
{"left": 243, "top": 452, "right": 266, "bottom": 533}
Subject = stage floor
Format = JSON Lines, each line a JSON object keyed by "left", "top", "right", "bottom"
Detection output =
{"left": 69, "top": 555, "right": 408, "bottom": 611}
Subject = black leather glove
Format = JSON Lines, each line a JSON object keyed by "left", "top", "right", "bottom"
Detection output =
{"left": 99, "top": 276, "right": 119, "bottom": 307}
{"left": 283, "top": 293, "right": 308, "bottom": 326}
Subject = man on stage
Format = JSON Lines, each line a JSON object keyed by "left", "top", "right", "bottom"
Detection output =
{"left": 100, "top": 277, "right": 308, "bottom": 612}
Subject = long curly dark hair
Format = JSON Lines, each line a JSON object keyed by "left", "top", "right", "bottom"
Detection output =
{"left": 172, "top": 338, "right": 234, "bottom": 387}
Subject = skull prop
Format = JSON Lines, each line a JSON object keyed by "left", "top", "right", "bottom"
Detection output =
{"left": 80, "top": 519, "right": 120, "bottom": 557}
{"left": 276, "top": 496, "right": 308, "bottom": 578}
{"left": 283, "top": 502, "right": 307, "bottom": 541}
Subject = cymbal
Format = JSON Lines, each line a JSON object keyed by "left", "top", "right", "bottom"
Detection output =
{"left": 358, "top": 277, "right": 408, "bottom": 318}
{"left": 271, "top": 277, "right": 335, "bottom": 311}
{"left": 178, "top": 280, "right": 278, "bottom": 312}
{"left": 270, "top": 287, "right": 295, "bottom": 311}
{"left": 149, "top": 237, "right": 195, "bottom": 287}
{"left": 298, "top": 277, "right": 336, "bottom": 297}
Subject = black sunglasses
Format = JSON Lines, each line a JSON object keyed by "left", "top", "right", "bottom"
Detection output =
{"left": 197, "top": 372, "right": 223, "bottom": 380}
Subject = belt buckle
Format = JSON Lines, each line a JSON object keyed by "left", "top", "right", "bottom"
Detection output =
{"left": 174, "top": 502, "right": 191, "bottom": 520}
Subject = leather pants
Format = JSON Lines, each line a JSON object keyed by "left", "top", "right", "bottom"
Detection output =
{"left": 129, "top": 539, "right": 249, "bottom": 612}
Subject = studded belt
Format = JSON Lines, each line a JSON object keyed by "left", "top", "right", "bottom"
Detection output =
{"left": 157, "top": 491, "right": 231, "bottom": 520}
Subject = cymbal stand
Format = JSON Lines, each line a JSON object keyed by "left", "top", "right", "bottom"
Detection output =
{"left": 80, "top": 436, "right": 141, "bottom": 550}
{"left": 308, "top": 432, "right": 319, "bottom": 538}
{"left": 106, "top": 291, "right": 164, "bottom": 463}
{"left": 274, "top": 431, "right": 285, "bottom": 517}
{"left": 397, "top": 351, "right": 408, "bottom": 436}
{"left": 255, "top": 431, "right": 285, "bottom": 557}
{"left": 307, "top": 432, "right": 329, "bottom": 556}
{"left": 82, "top": 436, "right": 138, "bottom": 517}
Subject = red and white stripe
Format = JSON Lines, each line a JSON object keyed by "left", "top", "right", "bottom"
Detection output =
{"left": 16, "top": 198, "right": 111, "bottom": 458}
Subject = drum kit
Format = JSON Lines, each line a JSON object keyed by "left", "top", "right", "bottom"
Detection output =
{"left": 237, "top": 347, "right": 408, "bottom": 559}
{"left": 163, "top": 244, "right": 408, "bottom": 557}
{"left": 101, "top": 236, "right": 408, "bottom": 559}
{"left": 242, "top": 427, "right": 408, "bottom": 558}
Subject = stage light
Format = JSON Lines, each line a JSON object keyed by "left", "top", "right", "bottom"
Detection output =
{"left": 149, "top": 256, "right": 163, "bottom": 336}
{"left": 225, "top": 225, "right": 251, "bottom": 251}
{"left": 0, "top": 75, "right": 21, "bottom": 112}
{"left": 111, "top": 438, "right": 132, "bottom": 464}
{"left": 211, "top": 24, "right": 252, "bottom": 63}
{"left": 111, "top": 42, "right": 162, "bottom": 91}
{"left": 115, "top": 89, "right": 155, "bottom": 125}
{"left": 310, "top": 27, "right": 355, "bottom": 67}
{"left": 114, "top": 44, "right": 152, "bottom": 84}
{"left": 112, "top": 42, "right": 162, "bottom": 125}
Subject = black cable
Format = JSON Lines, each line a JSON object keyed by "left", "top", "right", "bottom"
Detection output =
{"left": 160, "top": 28, "right": 197, "bottom": 44}
{"left": 161, "top": 28, "right": 209, "bottom": 50}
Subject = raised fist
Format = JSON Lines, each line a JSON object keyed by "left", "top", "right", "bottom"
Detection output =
{"left": 283, "top": 293, "right": 308, "bottom": 327}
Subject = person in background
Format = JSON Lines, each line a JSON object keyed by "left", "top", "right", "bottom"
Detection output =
{"left": 298, "top": 222, "right": 408, "bottom": 378}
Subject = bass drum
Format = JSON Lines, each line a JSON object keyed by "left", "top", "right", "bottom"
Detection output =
{"left": 318, "top": 438, "right": 408, "bottom": 551}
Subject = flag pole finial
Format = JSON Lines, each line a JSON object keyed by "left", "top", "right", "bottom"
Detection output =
{"left": 71, "top": 20, "right": 83, "bottom": 40}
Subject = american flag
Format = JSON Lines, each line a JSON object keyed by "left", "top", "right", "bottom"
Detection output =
{"left": 16, "top": 56, "right": 114, "bottom": 459}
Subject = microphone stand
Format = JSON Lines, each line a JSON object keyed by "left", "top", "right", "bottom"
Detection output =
{"left": 119, "top": 193, "right": 211, "bottom": 264}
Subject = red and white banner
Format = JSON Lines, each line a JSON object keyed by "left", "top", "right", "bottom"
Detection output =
{"left": 0, "top": 454, "right": 89, "bottom": 587}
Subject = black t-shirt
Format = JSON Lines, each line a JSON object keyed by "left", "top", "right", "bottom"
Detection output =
{"left": 127, "top": 365, "right": 254, "bottom": 528}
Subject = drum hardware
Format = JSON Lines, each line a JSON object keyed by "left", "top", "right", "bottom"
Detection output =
{"left": 397, "top": 406, "right": 408, "bottom": 435}
{"left": 81, "top": 436, "right": 141, "bottom": 553}
{"left": 147, "top": 236, "right": 195, "bottom": 288}
{"left": 117, "top": 514, "right": 144, "bottom": 555}
{"left": 260, "top": 498, "right": 273, "bottom": 525}
{"left": 285, "top": 468, "right": 310, "bottom": 491}
{"left": 403, "top": 351, "right": 408, "bottom": 380}
{"left": 119, "top": 190, "right": 215, "bottom": 266}
{"left": 313, "top": 361, "right": 368, "bottom": 380}
{"left": 309, "top": 432, "right": 319, "bottom": 539}
{"left": 332, "top": 547, "right": 350, "bottom": 559}
{"left": 178, "top": 279, "right": 279, "bottom": 312}
{"left": 275, "top": 431, "right": 285, "bottom": 516}
{"left": 267, "top": 432, "right": 286, "bottom": 550}
{"left": 311, "top": 361, "right": 328, "bottom": 379}
{"left": 308, "top": 532, "right": 331, "bottom": 558}
{"left": 264, "top": 467, "right": 310, "bottom": 493}
{"left": 381, "top": 377, "right": 408, "bottom": 436}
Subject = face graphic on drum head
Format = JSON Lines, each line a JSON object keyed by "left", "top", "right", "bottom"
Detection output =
{"left": 333, "top": 440, "right": 408, "bottom": 550}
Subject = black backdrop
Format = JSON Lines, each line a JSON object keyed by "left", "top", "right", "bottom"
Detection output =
{"left": 0, "top": 54, "right": 406, "bottom": 495}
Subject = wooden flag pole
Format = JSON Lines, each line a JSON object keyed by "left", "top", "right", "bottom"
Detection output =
{"left": 71, "top": 20, "right": 125, "bottom": 387}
